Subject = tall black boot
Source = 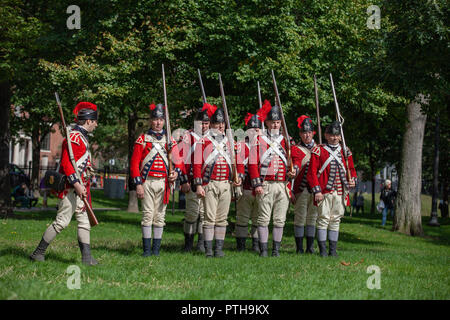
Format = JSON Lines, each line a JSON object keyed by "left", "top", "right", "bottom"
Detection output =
{"left": 252, "top": 238, "right": 260, "bottom": 253}
{"left": 306, "top": 237, "right": 315, "bottom": 254}
{"left": 197, "top": 233, "right": 205, "bottom": 253}
{"left": 78, "top": 241, "right": 98, "bottom": 265}
{"left": 204, "top": 240, "right": 213, "bottom": 258}
{"left": 214, "top": 240, "right": 225, "bottom": 258}
{"left": 295, "top": 237, "right": 304, "bottom": 254}
{"left": 152, "top": 239, "right": 162, "bottom": 256}
{"left": 259, "top": 242, "right": 268, "bottom": 257}
{"left": 272, "top": 241, "right": 281, "bottom": 257}
{"left": 142, "top": 238, "right": 152, "bottom": 257}
{"left": 236, "top": 237, "right": 246, "bottom": 251}
{"left": 317, "top": 240, "right": 328, "bottom": 257}
{"left": 30, "top": 238, "right": 50, "bottom": 262}
{"left": 329, "top": 240, "right": 338, "bottom": 257}
{"left": 184, "top": 233, "right": 194, "bottom": 252}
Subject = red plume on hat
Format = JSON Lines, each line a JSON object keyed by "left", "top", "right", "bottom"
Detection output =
{"left": 149, "top": 103, "right": 156, "bottom": 110}
{"left": 73, "top": 101, "right": 97, "bottom": 117}
{"left": 202, "top": 103, "right": 217, "bottom": 119}
{"left": 297, "top": 115, "right": 316, "bottom": 135}
{"left": 244, "top": 113, "right": 254, "bottom": 126}
{"left": 256, "top": 99, "right": 272, "bottom": 122}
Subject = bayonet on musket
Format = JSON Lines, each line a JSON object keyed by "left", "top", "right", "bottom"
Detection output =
{"left": 257, "top": 81, "right": 265, "bottom": 131}
{"left": 218, "top": 74, "right": 239, "bottom": 185}
{"left": 314, "top": 74, "right": 322, "bottom": 144}
{"left": 198, "top": 69, "right": 207, "bottom": 104}
{"left": 329, "top": 73, "right": 351, "bottom": 182}
{"left": 271, "top": 70, "right": 294, "bottom": 173}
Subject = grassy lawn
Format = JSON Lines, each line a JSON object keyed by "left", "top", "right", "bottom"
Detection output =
{"left": 1, "top": 190, "right": 449, "bottom": 300}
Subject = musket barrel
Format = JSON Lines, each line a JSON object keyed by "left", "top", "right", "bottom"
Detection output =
{"left": 314, "top": 75, "right": 322, "bottom": 144}
{"left": 198, "top": 69, "right": 207, "bottom": 104}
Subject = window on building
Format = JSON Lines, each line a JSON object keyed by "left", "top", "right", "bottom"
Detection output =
{"left": 41, "top": 134, "right": 50, "bottom": 151}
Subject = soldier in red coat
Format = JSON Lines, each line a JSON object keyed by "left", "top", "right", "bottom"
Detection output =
{"left": 30, "top": 102, "right": 99, "bottom": 265}
{"left": 291, "top": 115, "right": 319, "bottom": 254}
{"left": 248, "top": 100, "right": 296, "bottom": 257}
{"left": 178, "top": 107, "right": 210, "bottom": 253}
{"left": 307, "top": 121, "right": 357, "bottom": 257}
{"left": 193, "top": 103, "right": 241, "bottom": 258}
{"left": 234, "top": 112, "right": 263, "bottom": 252}
{"left": 130, "top": 103, "right": 182, "bottom": 257}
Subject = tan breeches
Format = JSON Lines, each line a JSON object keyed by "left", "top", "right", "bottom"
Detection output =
{"left": 236, "top": 189, "right": 258, "bottom": 227}
{"left": 52, "top": 190, "right": 90, "bottom": 233}
{"left": 293, "top": 189, "right": 318, "bottom": 227}
{"left": 141, "top": 177, "right": 167, "bottom": 227}
{"left": 256, "top": 181, "right": 290, "bottom": 227}
{"left": 203, "top": 180, "right": 231, "bottom": 227}
{"left": 184, "top": 188, "right": 205, "bottom": 233}
{"left": 316, "top": 190, "right": 345, "bottom": 232}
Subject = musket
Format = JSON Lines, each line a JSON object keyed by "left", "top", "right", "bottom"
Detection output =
{"left": 329, "top": 73, "right": 352, "bottom": 182}
{"left": 218, "top": 74, "right": 239, "bottom": 185}
{"left": 271, "top": 70, "right": 294, "bottom": 173}
{"left": 257, "top": 81, "right": 265, "bottom": 131}
{"left": 54, "top": 92, "right": 98, "bottom": 227}
{"left": 314, "top": 74, "right": 322, "bottom": 144}
{"left": 162, "top": 64, "right": 174, "bottom": 176}
{"left": 198, "top": 69, "right": 208, "bottom": 104}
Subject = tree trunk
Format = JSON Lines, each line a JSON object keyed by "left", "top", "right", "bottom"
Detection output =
{"left": 127, "top": 110, "right": 139, "bottom": 213}
{"left": 31, "top": 126, "right": 41, "bottom": 190}
{"left": 393, "top": 96, "right": 427, "bottom": 235}
{"left": 428, "top": 113, "right": 440, "bottom": 226}
{"left": 0, "top": 80, "right": 12, "bottom": 215}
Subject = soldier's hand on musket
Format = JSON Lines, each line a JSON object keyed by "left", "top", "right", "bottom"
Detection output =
{"left": 349, "top": 178, "right": 356, "bottom": 189}
{"left": 287, "top": 168, "right": 296, "bottom": 179}
{"left": 74, "top": 182, "right": 87, "bottom": 199}
{"left": 136, "top": 184, "right": 145, "bottom": 199}
{"left": 196, "top": 185, "right": 205, "bottom": 198}
{"left": 181, "top": 182, "right": 191, "bottom": 193}
{"left": 168, "top": 170, "right": 178, "bottom": 183}
{"left": 315, "top": 192, "right": 324, "bottom": 203}
{"left": 255, "top": 186, "right": 264, "bottom": 195}
{"left": 233, "top": 178, "right": 242, "bottom": 187}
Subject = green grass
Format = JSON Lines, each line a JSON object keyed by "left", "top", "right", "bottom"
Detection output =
{"left": 1, "top": 191, "right": 449, "bottom": 300}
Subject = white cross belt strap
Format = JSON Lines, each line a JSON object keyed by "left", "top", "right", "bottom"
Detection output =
{"left": 139, "top": 135, "right": 169, "bottom": 173}
{"left": 259, "top": 135, "right": 287, "bottom": 167}
{"left": 202, "top": 135, "right": 232, "bottom": 170}
{"left": 318, "top": 145, "right": 346, "bottom": 176}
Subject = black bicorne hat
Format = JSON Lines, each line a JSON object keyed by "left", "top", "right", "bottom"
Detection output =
{"left": 266, "top": 105, "right": 282, "bottom": 121}
{"left": 325, "top": 121, "right": 341, "bottom": 135}
{"left": 211, "top": 108, "right": 225, "bottom": 123}
{"left": 149, "top": 103, "right": 165, "bottom": 119}
{"left": 195, "top": 108, "right": 210, "bottom": 122}
{"left": 245, "top": 113, "right": 262, "bottom": 129}
{"left": 77, "top": 108, "right": 98, "bottom": 120}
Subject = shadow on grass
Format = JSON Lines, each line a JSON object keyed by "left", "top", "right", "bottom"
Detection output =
{"left": 0, "top": 247, "right": 78, "bottom": 264}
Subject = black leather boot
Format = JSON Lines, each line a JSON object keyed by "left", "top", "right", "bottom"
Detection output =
{"left": 306, "top": 237, "right": 315, "bottom": 254}
{"left": 78, "top": 241, "right": 98, "bottom": 265}
{"left": 184, "top": 233, "right": 194, "bottom": 252}
{"left": 295, "top": 237, "right": 304, "bottom": 254}
{"left": 142, "top": 238, "right": 152, "bottom": 257}
{"left": 30, "top": 238, "right": 50, "bottom": 262}
{"left": 204, "top": 240, "right": 213, "bottom": 258}
{"left": 197, "top": 233, "right": 205, "bottom": 253}
{"left": 252, "top": 238, "right": 260, "bottom": 253}
{"left": 329, "top": 240, "right": 338, "bottom": 257}
{"left": 214, "top": 240, "right": 225, "bottom": 257}
{"left": 318, "top": 240, "right": 328, "bottom": 257}
{"left": 259, "top": 242, "right": 268, "bottom": 257}
{"left": 152, "top": 238, "right": 162, "bottom": 256}
{"left": 236, "top": 237, "right": 246, "bottom": 251}
{"left": 272, "top": 241, "right": 281, "bottom": 257}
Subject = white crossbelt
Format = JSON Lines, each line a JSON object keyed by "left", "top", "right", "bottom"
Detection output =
{"left": 202, "top": 134, "right": 232, "bottom": 170}
{"left": 319, "top": 145, "right": 346, "bottom": 176}
{"left": 259, "top": 135, "right": 287, "bottom": 166}
{"left": 139, "top": 135, "right": 169, "bottom": 173}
